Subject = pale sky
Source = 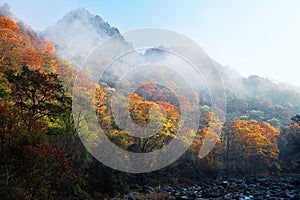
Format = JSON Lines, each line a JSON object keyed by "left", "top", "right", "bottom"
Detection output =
{"left": 2, "top": 0, "right": 300, "bottom": 86}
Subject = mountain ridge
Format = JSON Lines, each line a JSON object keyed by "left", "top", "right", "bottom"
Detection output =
{"left": 42, "top": 7, "right": 299, "bottom": 87}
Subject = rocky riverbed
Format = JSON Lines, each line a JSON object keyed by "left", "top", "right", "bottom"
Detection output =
{"left": 122, "top": 177, "right": 300, "bottom": 199}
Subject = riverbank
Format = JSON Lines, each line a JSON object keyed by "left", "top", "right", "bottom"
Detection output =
{"left": 118, "top": 177, "right": 300, "bottom": 200}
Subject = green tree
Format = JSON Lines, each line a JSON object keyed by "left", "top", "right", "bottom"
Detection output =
{"left": 5, "top": 66, "right": 71, "bottom": 135}
{"left": 280, "top": 122, "right": 300, "bottom": 173}
{"left": 291, "top": 114, "right": 300, "bottom": 124}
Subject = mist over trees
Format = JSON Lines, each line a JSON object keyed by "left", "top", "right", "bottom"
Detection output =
{"left": 1, "top": 4, "right": 300, "bottom": 199}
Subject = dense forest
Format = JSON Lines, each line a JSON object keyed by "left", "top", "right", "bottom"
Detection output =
{"left": 1, "top": 9, "right": 300, "bottom": 200}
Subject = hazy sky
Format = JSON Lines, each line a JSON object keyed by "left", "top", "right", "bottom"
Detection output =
{"left": 2, "top": 0, "right": 300, "bottom": 86}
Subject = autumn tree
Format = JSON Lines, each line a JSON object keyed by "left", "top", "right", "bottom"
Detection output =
{"left": 0, "top": 16, "right": 22, "bottom": 67}
{"left": 190, "top": 112, "right": 224, "bottom": 174}
{"left": 225, "top": 120, "right": 280, "bottom": 176}
{"left": 126, "top": 93, "right": 178, "bottom": 153}
{"left": 0, "top": 13, "right": 92, "bottom": 198}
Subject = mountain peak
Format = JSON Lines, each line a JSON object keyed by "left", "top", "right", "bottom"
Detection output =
{"left": 43, "top": 7, "right": 121, "bottom": 64}
{"left": 69, "top": 7, "right": 91, "bottom": 15}
{"left": 62, "top": 7, "right": 95, "bottom": 23}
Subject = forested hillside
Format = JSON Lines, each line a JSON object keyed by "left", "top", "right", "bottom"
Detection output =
{"left": 1, "top": 6, "right": 300, "bottom": 199}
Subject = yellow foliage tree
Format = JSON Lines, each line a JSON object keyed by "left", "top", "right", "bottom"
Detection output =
{"left": 226, "top": 120, "right": 280, "bottom": 175}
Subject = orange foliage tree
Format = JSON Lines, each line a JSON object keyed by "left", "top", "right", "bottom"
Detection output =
{"left": 225, "top": 120, "right": 280, "bottom": 176}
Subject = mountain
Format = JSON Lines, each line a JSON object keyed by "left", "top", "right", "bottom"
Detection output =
{"left": 43, "top": 7, "right": 121, "bottom": 65}
{"left": 10, "top": 6, "right": 295, "bottom": 127}
{"left": 43, "top": 7, "right": 300, "bottom": 112}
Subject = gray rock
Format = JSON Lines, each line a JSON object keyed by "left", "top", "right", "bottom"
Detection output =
{"left": 224, "top": 193, "right": 232, "bottom": 199}
{"left": 178, "top": 196, "right": 188, "bottom": 199}
{"left": 123, "top": 194, "right": 136, "bottom": 200}
{"left": 142, "top": 185, "right": 155, "bottom": 194}
{"left": 163, "top": 186, "right": 174, "bottom": 192}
